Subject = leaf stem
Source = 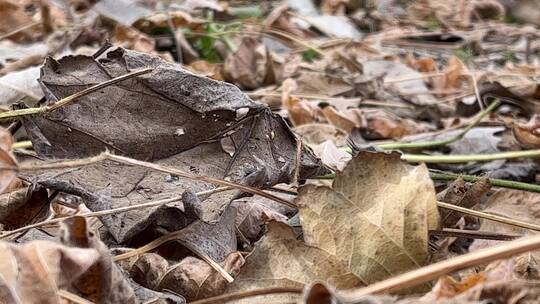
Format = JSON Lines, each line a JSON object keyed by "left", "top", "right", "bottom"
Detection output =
{"left": 401, "top": 149, "right": 540, "bottom": 163}
{"left": 430, "top": 171, "right": 540, "bottom": 193}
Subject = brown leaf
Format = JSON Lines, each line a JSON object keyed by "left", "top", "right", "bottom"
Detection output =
{"left": 227, "top": 221, "right": 363, "bottom": 294}
{"left": 513, "top": 114, "right": 540, "bottom": 149}
{"left": 0, "top": 127, "right": 17, "bottom": 194}
{"left": 0, "top": 184, "right": 49, "bottom": 230}
{"left": 420, "top": 274, "right": 487, "bottom": 301}
{"left": 127, "top": 253, "right": 169, "bottom": 290}
{"left": 0, "top": 240, "right": 100, "bottom": 303}
{"left": 438, "top": 177, "right": 491, "bottom": 228}
{"left": 0, "top": 0, "right": 38, "bottom": 42}
{"left": 311, "top": 140, "right": 351, "bottom": 171}
{"left": 157, "top": 252, "right": 244, "bottom": 301}
{"left": 321, "top": 106, "right": 364, "bottom": 133}
{"left": 60, "top": 216, "right": 136, "bottom": 303}
{"left": 297, "top": 151, "right": 440, "bottom": 285}
{"left": 224, "top": 37, "right": 267, "bottom": 89}
{"left": 432, "top": 56, "right": 469, "bottom": 93}
{"left": 293, "top": 123, "right": 348, "bottom": 146}
{"left": 231, "top": 198, "right": 288, "bottom": 242}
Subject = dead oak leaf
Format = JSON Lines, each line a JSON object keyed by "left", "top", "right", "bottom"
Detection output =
{"left": 297, "top": 151, "right": 440, "bottom": 285}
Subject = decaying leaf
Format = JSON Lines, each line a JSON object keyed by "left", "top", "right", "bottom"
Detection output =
{"left": 0, "top": 127, "right": 17, "bottom": 194}
{"left": 227, "top": 221, "right": 363, "bottom": 294}
{"left": 0, "top": 240, "right": 100, "bottom": 303}
{"left": 297, "top": 151, "right": 440, "bottom": 285}
{"left": 0, "top": 184, "right": 49, "bottom": 230}
{"left": 438, "top": 177, "right": 491, "bottom": 227}
{"left": 513, "top": 114, "right": 540, "bottom": 149}
{"left": 157, "top": 252, "right": 244, "bottom": 301}
{"left": 60, "top": 216, "right": 136, "bottom": 303}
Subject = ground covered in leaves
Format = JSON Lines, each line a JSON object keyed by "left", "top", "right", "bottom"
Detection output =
{"left": 0, "top": 0, "right": 539, "bottom": 303}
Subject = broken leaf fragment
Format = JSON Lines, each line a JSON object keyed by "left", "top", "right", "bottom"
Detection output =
{"left": 297, "top": 151, "right": 440, "bottom": 285}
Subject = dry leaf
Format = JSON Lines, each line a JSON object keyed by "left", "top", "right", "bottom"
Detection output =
{"left": 227, "top": 221, "right": 363, "bottom": 294}
{"left": 231, "top": 199, "right": 288, "bottom": 242}
{"left": 224, "top": 37, "right": 267, "bottom": 89}
{"left": 0, "top": 127, "right": 17, "bottom": 194}
{"left": 0, "top": 184, "right": 49, "bottom": 230}
{"left": 438, "top": 177, "right": 491, "bottom": 227}
{"left": 432, "top": 56, "right": 469, "bottom": 93}
{"left": 321, "top": 106, "right": 364, "bottom": 133}
{"left": 297, "top": 151, "right": 440, "bottom": 285}
{"left": 60, "top": 216, "right": 136, "bottom": 303}
{"left": 0, "top": 0, "right": 37, "bottom": 42}
{"left": 311, "top": 140, "right": 352, "bottom": 171}
{"left": 157, "top": 252, "right": 244, "bottom": 301}
{"left": 513, "top": 114, "right": 540, "bottom": 149}
{"left": 293, "top": 123, "right": 348, "bottom": 146}
{"left": 420, "top": 274, "right": 486, "bottom": 301}
{"left": 0, "top": 240, "right": 101, "bottom": 303}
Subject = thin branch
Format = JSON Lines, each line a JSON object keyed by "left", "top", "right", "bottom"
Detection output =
{"left": 0, "top": 68, "right": 153, "bottom": 121}
{"left": 437, "top": 201, "right": 540, "bottom": 232}
{"left": 339, "top": 233, "right": 540, "bottom": 301}
{"left": 0, "top": 187, "right": 231, "bottom": 239}
{"left": 429, "top": 228, "right": 519, "bottom": 241}
{"left": 190, "top": 287, "right": 303, "bottom": 304}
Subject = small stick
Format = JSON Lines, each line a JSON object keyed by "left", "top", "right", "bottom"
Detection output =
{"left": 339, "top": 233, "right": 540, "bottom": 301}
{"left": 429, "top": 228, "right": 519, "bottom": 241}
{"left": 190, "top": 287, "right": 302, "bottom": 304}
{"left": 0, "top": 68, "right": 153, "bottom": 121}
{"left": 437, "top": 201, "right": 540, "bottom": 232}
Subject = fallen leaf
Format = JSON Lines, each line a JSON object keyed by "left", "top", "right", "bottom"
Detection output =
{"left": 157, "top": 252, "right": 244, "bottom": 301}
{"left": 227, "top": 221, "right": 363, "bottom": 294}
{"left": 432, "top": 56, "right": 469, "bottom": 93}
{"left": 297, "top": 151, "right": 440, "bottom": 285}
{"left": 0, "top": 0, "right": 38, "bottom": 42}
{"left": 420, "top": 274, "right": 487, "bottom": 301}
{"left": 60, "top": 216, "right": 136, "bottom": 303}
{"left": 0, "top": 240, "right": 100, "bottom": 303}
{"left": 224, "top": 37, "right": 267, "bottom": 89}
{"left": 513, "top": 114, "right": 540, "bottom": 149}
{"left": 0, "top": 184, "right": 49, "bottom": 230}
{"left": 311, "top": 140, "right": 351, "bottom": 171}
{"left": 293, "top": 123, "right": 348, "bottom": 146}
{"left": 438, "top": 177, "right": 491, "bottom": 227}
{"left": 0, "top": 127, "right": 17, "bottom": 194}
{"left": 231, "top": 198, "right": 288, "bottom": 242}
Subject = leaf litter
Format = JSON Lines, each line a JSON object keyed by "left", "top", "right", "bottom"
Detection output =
{"left": 0, "top": 0, "right": 539, "bottom": 303}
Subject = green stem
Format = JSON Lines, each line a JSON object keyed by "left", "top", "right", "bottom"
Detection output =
{"left": 430, "top": 171, "right": 540, "bottom": 193}
{"left": 377, "top": 100, "right": 500, "bottom": 150}
{"left": 401, "top": 149, "right": 540, "bottom": 163}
